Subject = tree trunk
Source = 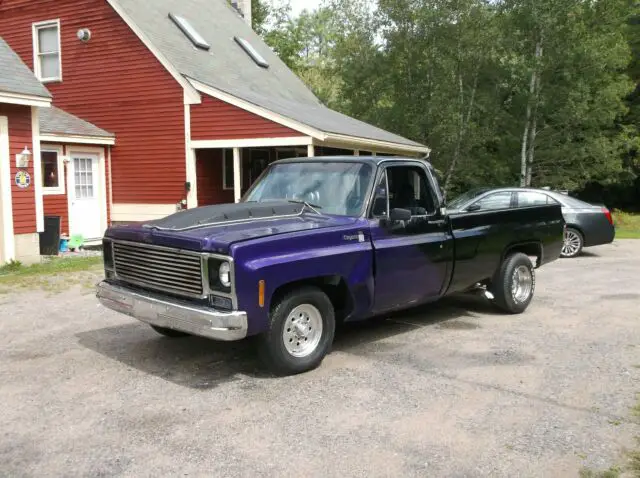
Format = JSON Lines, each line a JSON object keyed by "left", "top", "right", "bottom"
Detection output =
{"left": 520, "top": 106, "right": 531, "bottom": 187}
{"left": 444, "top": 70, "right": 479, "bottom": 193}
{"left": 525, "top": 40, "right": 543, "bottom": 186}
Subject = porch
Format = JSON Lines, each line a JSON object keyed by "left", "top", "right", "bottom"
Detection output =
{"left": 189, "top": 138, "right": 408, "bottom": 208}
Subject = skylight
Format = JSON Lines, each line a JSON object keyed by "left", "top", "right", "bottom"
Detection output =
{"left": 234, "top": 37, "right": 269, "bottom": 68}
{"left": 169, "top": 13, "right": 210, "bottom": 50}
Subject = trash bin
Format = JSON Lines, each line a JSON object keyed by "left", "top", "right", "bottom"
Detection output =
{"left": 39, "top": 215, "right": 61, "bottom": 256}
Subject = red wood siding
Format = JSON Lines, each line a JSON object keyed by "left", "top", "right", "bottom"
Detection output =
{"left": 0, "top": 104, "right": 37, "bottom": 234}
{"left": 196, "top": 149, "right": 233, "bottom": 206}
{"left": 0, "top": 0, "right": 186, "bottom": 205}
{"left": 42, "top": 193, "right": 68, "bottom": 235}
{"left": 191, "top": 95, "right": 305, "bottom": 141}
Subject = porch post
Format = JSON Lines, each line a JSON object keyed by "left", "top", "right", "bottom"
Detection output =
{"left": 307, "top": 144, "right": 315, "bottom": 157}
{"left": 233, "top": 147, "right": 242, "bottom": 203}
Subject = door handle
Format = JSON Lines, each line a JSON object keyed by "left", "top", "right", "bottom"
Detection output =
{"left": 431, "top": 219, "right": 447, "bottom": 227}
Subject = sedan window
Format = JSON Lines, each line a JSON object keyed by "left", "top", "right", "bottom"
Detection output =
{"left": 517, "top": 191, "right": 554, "bottom": 207}
{"left": 468, "top": 192, "right": 512, "bottom": 211}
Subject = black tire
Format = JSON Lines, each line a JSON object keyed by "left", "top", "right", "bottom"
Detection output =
{"left": 259, "top": 286, "right": 335, "bottom": 376}
{"left": 150, "top": 325, "right": 190, "bottom": 338}
{"left": 561, "top": 227, "right": 584, "bottom": 258}
{"left": 489, "top": 252, "right": 536, "bottom": 314}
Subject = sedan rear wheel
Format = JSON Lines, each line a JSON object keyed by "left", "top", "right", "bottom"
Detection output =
{"left": 561, "top": 227, "right": 583, "bottom": 258}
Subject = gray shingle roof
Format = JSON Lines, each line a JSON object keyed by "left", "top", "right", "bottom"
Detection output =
{"left": 0, "top": 37, "right": 51, "bottom": 100}
{"left": 40, "top": 106, "right": 115, "bottom": 138}
{"left": 111, "top": 0, "right": 426, "bottom": 150}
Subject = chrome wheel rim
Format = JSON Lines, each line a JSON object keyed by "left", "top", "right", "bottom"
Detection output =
{"left": 562, "top": 230, "right": 581, "bottom": 257}
{"left": 511, "top": 265, "right": 533, "bottom": 303}
{"left": 282, "top": 304, "right": 323, "bottom": 358}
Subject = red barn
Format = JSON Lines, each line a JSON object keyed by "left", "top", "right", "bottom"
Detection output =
{"left": 0, "top": 0, "right": 428, "bottom": 262}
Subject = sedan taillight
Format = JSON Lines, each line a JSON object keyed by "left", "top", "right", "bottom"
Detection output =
{"left": 603, "top": 208, "right": 613, "bottom": 225}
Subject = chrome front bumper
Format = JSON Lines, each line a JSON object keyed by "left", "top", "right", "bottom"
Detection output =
{"left": 96, "top": 281, "right": 248, "bottom": 341}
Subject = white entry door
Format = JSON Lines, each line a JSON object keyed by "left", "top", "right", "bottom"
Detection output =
{"left": 69, "top": 154, "right": 102, "bottom": 240}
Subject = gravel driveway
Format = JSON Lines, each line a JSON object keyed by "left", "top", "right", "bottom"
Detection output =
{"left": 1, "top": 241, "right": 639, "bottom": 477}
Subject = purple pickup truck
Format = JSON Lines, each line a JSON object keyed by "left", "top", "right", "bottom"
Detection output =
{"left": 97, "top": 156, "right": 564, "bottom": 375}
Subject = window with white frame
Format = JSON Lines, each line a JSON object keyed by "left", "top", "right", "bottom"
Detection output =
{"left": 33, "top": 20, "right": 61, "bottom": 82}
{"left": 41, "top": 147, "right": 65, "bottom": 195}
{"left": 222, "top": 149, "right": 235, "bottom": 190}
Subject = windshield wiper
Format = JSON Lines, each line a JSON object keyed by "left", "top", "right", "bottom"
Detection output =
{"left": 288, "top": 200, "right": 323, "bottom": 215}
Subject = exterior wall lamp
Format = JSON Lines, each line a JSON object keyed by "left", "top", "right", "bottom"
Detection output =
{"left": 15, "top": 146, "right": 32, "bottom": 169}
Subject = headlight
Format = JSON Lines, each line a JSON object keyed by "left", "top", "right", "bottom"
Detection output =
{"left": 219, "top": 262, "right": 231, "bottom": 288}
{"left": 208, "top": 258, "right": 232, "bottom": 293}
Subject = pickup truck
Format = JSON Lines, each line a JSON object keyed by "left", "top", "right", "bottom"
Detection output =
{"left": 96, "top": 156, "right": 564, "bottom": 375}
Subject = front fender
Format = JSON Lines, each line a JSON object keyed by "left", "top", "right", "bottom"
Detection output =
{"left": 231, "top": 227, "right": 374, "bottom": 336}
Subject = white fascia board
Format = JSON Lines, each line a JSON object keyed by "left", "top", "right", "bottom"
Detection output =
{"left": 190, "top": 136, "right": 313, "bottom": 149}
{"left": 107, "top": 0, "right": 201, "bottom": 105}
{"left": 39, "top": 134, "right": 115, "bottom": 145}
{"left": 187, "top": 78, "right": 326, "bottom": 140}
{"left": 0, "top": 92, "right": 52, "bottom": 108}
{"left": 322, "top": 133, "right": 431, "bottom": 155}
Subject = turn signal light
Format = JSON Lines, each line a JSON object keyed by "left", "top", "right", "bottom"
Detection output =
{"left": 258, "top": 280, "right": 265, "bottom": 308}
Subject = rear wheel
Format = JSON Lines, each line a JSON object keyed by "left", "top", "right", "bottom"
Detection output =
{"left": 259, "top": 286, "right": 335, "bottom": 376}
{"left": 561, "top": 227, "right": 583, "bottom": 258}
{"left": 150, "top": 325, "right": 190, "bottom": 338}
{"left": 490, "top": 252, "right": 535, "bottom": 314}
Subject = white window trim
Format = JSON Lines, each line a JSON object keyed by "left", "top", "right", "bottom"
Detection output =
{"left": 32, "top": 19, "right": 62, "bottom": 83}
{"left": 41, "top": 145, "right": 65, "bottom": 195}
{"left": 222, "top": 149, "right": 235, "bottom": 191}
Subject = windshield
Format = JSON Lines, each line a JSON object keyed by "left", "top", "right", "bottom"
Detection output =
{"left": 244, "top": 161, "right": 374, "bottom": 216}
{"left": 447, "top": 188, "right": 489, "bottom": 209}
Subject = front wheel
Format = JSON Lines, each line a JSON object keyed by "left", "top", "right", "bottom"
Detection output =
{"left": 259, "top": 286, "right": 335, "bottom": 376}
{"left": 490, "top": 252, "right": 536, "bottom": 314}
{"left": 561, "top": 227, "right": 583, "bottom": 258}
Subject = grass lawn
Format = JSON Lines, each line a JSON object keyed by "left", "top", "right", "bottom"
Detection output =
{"left": 0, "top": 256, "right": 103, "bottom": 291}
{"left": 613, "top": 211, "right": 640, "bottom": 239}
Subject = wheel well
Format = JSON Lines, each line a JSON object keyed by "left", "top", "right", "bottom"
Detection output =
{"left": 270, "top": 276, "right": 353, "bottom": 322}
{"left": 503, "top": 242, "right": 542, "bottom": 268}
{"left": 565, "top": 224, "right": 583, "bottom": 236}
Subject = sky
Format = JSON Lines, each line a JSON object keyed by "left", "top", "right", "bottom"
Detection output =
{"left": 289, "top": 0, "right": 323, "bottom": 17}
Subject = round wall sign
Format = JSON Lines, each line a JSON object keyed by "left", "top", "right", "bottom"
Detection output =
{"left": 15, "top": 170, "right": 31, "bottom": 189}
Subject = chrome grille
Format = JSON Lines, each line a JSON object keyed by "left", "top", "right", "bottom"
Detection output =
{"left": 112, "top": 242, "right": 204, "bottom": 298}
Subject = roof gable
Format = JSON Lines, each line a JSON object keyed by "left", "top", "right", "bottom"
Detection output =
{"left": 109, "top": 0, "right": 427, "bottom": 151}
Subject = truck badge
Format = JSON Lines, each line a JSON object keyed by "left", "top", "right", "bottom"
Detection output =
{"left": 344, "top": 232, "right": 365, "bottom": 243}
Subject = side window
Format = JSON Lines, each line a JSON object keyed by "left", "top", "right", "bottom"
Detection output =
{"left": 470, "top": 192, "right": 512, "bottom": 211}
{"left": 387, "top": 165, "right": 436, "bottom": 216}
{"left": 517, "top": 191, "right": 551, "bottom": 207}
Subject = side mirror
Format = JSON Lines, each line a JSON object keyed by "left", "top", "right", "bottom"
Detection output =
{"left": 466, "top": 203, "right": 481, "bottom": 212}
{"left": 389, "top": 208, "right": 412, "bottom": 222}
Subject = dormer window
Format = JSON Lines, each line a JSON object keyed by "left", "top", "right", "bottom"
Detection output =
{"left": 33, "top": 20, "right": 62, "bottom": 82}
